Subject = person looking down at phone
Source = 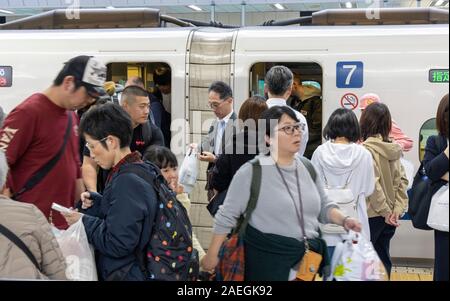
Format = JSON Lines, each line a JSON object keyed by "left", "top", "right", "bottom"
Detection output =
{"left": 61, "top": 103, "right": 159, "bottom": 281}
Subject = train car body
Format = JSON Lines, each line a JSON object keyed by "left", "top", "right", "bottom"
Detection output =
{"left": 0, "top": 21, "right": 448, "bottom": 260}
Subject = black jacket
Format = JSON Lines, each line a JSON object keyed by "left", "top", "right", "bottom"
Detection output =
{"left": 423, "top": 134, "right": 449, "bottom": 196}
{"left": 82, "top": 162, "right": 158, "bottom": 281}
{"left": 211, "top": 129, "right": 261, "bottom": 192}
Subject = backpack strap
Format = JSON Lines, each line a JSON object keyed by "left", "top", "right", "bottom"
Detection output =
{"left": 298, "top": 156, "right": 317, "bottom": 182}
{"left": 236, "top": 158, "right": 261, "bottom": 236}
{"left": 0, "top": 224, "right": 40, "bottom": 270}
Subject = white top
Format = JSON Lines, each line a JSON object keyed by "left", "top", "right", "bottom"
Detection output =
{"left": 311, "top": 141, "right": 375, "bottom": 246}
{"left": 266, "top": 98, "right": 309, "bottom": 157}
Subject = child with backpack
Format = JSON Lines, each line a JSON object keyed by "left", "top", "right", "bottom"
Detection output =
{"left": 143, "top": 145, "right": 206, "bottom": 262}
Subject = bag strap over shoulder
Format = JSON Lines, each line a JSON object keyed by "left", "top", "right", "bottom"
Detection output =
{"left": 13, "top": 113, "right": 73, "bottom": 200}
{"left": 236, "top": 158, "right": 261, "bottom": 236}
{"left": 299, "top": 156, "right": 317, "bottom": 182}
{"left": 0, "top": 224, "right": 40, "bottom": 270}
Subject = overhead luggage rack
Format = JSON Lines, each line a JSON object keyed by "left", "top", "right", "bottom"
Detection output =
{"left": 0, "top": 8, "right": 194, "bottom": 30}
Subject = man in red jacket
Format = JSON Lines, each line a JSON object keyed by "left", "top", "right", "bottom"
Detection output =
{"left": 0, "top": 55, "right": 106, "bottom": 229}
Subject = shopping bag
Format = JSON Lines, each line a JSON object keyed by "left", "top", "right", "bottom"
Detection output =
{"left": 427, "top": 184, "right": 449, "bottom": 232}
{"left": 178, "top": 147, "right": 199, "bottom": 194}
{"left": 329, "top": 231, "right": 388, "bottom": 281}
{"left": 56, "top": 219, "right": 98, "bottom": 281}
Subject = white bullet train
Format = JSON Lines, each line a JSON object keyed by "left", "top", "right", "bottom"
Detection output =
{"left": 0, "top": 7, "right": 448, "bottom": 262}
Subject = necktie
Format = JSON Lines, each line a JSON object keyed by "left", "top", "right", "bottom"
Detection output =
{"left": 215, "top": 120, "right": 226, "bottom": 155}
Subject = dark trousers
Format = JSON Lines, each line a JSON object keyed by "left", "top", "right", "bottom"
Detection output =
{"left": 369, "top": 216, "right": 396, "bottom": 277}
{"left": 434, "top": 230, "right": 449, "bottom": 281}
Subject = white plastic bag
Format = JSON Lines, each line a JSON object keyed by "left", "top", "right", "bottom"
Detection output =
{"left": 329, "top": 231, "right": 388, "bottom": 281}
{"left": 178, "top": 147, "right": 199, "bottom": 194}
{"left": 56, "top": 219, "right": 98, "bottom": 281}
{"left": 427, "top": 184, "right": 449, "bottom": 232}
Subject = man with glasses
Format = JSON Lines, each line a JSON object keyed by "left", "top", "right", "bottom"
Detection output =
{"left": 0, "top": 55, "right": 106, "bottom": 229}
{"left": 191, "top": 81, "right": 236, "bottom": 201}
{"left": 265, "top": 66, "right": 309, "bottom": 157}
{"left": 82, "top": 85, "right": 164, "bottom": 194}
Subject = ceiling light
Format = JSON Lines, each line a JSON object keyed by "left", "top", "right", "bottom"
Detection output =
{"left": 273, "top": 3, "right": 286, "bottom": 10}
{"left": 435, "top": 0, "right": 445, "bottom": 5}
{"left": 106, "top": 6, "right": 115, "bottom": 9}
{"left": 0, "top": 9, "right": 14, "bottom": 14}
{"left": 187, "top": 5, "right": 203, "bottom": 11}
{"left": 345, "top": 2, "right": 353, "bottom": 8}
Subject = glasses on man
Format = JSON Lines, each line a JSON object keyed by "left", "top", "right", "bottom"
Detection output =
{"left": 277, "top": 123, "right": 305, "bottom": 135}
{"left": 208, "top": 101, "right": 224, "bottom": 109}
{"left": 85, "top": 137, "right": 108, "bottom": 150}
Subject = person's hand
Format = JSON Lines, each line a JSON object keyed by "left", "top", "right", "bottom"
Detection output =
{"left": 343, "top": 217, "right": 362, "bottom": 232}
{"left": 62, "top": 210, "right": 82, "bottom": 226}
{"left": 388, "top": 213, "right": 400, "bottom": 227}
{"left": 168, "top": 180, "right": 184, "bottom": 195}
{"left": 199, "top": 151, "right": 216, "bottom": 163}
{"left": 200, "top": 252, "right": 219, "bottom": 273}
{"left": 1, "top": 187, "right": 12, "bottom": 198}
{"left": 80, "top": 191, "right": 94, "bottom": 209}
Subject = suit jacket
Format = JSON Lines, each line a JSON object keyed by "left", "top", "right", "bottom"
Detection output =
{"left": 200, "top": 112, "right": 237, "bottom": 156}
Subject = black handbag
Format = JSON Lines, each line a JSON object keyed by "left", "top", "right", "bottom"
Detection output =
{"left": 408, "top": 135, "right": 444, "bottom": 230}
{"left": 408, "top": 163, "right": 433, "bottom": 230}
{"left": 207, "top": 189, "right": 228, "bottom": 217}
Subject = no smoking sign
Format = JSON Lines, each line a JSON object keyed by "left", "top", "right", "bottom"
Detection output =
{"left": 340, "top": 93, "right": 359, "bottom": 110}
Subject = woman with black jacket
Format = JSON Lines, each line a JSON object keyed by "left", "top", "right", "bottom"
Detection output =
{"left": 423, "top": 93, "right": 449, "bottom": 281}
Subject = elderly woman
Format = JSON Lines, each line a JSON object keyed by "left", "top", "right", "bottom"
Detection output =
{"left": 201, "top": 106, "right": 361, "bottom": 281}
{"left": 0, "top": 151, "right": 67, "bottom": 280}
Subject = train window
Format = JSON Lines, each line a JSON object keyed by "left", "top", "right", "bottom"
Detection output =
{"left": 106, "top": 62, "right": 172, "bottom": 147}
{"left": 418, "top": 118, "right": 438, "bottom": 161}
{"left": 250, "top": 62, "right": 323, "bottom": 158}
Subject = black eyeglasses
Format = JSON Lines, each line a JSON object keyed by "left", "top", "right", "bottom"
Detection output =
{"left": 277, "top": 123, "right": 305, "bottom": 135}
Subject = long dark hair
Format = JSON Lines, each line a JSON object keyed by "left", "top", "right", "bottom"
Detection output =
{"left": 360, "top": 102, "right": 392, "bottom": 142}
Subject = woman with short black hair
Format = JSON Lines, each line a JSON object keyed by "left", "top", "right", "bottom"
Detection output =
{"left": 201, "top": 106, "right": 362, "bottom": 281}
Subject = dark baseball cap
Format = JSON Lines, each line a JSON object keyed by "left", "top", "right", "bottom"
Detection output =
{"left": 64, "top": 55, "right": 107, "bottom": 98}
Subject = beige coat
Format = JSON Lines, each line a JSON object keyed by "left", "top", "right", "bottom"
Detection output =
{"left": 363, "top": 135, "right": 409, "bottom": 218}
{"left": 0, "top": 196, "right": 67, "bottom": 280}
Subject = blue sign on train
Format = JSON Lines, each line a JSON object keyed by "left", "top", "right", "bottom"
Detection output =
{"left": 336, "top": 61, "right": 364, "bottom": 88}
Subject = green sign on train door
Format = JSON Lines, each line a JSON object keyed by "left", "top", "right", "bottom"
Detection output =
{"left": 429, "top": 69, "right": 449, "bottom": 83}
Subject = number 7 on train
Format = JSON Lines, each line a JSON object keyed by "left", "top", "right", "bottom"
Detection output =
{"left": 336, "top": 61, "right": 364, "bottom": 88}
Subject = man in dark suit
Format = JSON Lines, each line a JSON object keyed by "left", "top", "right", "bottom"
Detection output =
{"left": 198, "top": 81, "right": 236, "bottom": 201}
